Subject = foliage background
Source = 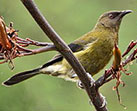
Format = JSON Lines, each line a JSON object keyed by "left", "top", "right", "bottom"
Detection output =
{"left": 0, "top": 0, "right": 137, "bottom": 111}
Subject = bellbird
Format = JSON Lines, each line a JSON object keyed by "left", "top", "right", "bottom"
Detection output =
{"left": 3, "top": 10, "right": 132, "bottom": 86}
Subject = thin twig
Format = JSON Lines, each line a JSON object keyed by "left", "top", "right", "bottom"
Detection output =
{"left": 18, "top": 45, "right": 56, "bottom": 57}
{"left": 122, "top": 40, "right": 137, "bottom": 57}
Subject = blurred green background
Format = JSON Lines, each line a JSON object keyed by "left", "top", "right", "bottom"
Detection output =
{"left": 0, "top": 0, "right": 137, "bottom": 111}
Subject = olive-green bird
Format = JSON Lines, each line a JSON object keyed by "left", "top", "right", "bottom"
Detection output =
{"left": 3, "top": 10, "right": 132, "bottom": 86}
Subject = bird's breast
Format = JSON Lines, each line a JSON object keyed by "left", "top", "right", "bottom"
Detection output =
{"left": 76, "top": 37, "right": 114, "bottom": 75}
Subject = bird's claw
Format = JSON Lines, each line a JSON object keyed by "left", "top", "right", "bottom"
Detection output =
{"left": 77, "top": 73, "right": 95, "bottom": 89}
{"left": 86, "top": 72, "right": 95, "bottom": 84}
{"left": 88, "top": 93, "right": 107, "bottom": 108}
{"left": 77, "top": 80, "right": 84, "bottom": 89}
{"left": 100, "top": 93, "right": 107, "bottom": 108}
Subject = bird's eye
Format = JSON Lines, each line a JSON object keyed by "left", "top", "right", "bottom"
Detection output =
{"left": 108, "top": 14, "right": 114, "bottom": 19}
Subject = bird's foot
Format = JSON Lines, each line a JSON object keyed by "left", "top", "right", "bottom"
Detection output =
{"left": 86, "top": 72, "right": 95, "bottom": 85}
{"left": 89, "top": 93, "right": 107, "bottom": 108}
{"left": 99, "top": 93, "right": 107, "bottom": 108}
{"left": 77, "top": 73, "right": 95, "bottom": 89}
{"left": 77, "top": 80, "right": 84, "bottom": 89}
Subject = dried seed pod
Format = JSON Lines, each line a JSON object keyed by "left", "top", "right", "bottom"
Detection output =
{"left": 0, "top": 17, "right": 12, "bottom": 51}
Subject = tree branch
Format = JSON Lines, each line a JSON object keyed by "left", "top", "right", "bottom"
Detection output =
{"left": 20, "top": 0, "right": 107, "bottom": 111}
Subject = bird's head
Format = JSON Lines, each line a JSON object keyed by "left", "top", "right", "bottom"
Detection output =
{"left": 96, "top": 10, "right": 132, "bottom": 30}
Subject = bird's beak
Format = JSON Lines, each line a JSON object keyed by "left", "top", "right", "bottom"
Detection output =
{"left": 119, "top": 10, "right": 132, "bottom": 18}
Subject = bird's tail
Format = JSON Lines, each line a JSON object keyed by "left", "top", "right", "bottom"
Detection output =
{"left": 2, "top": 68, "right": 40, "bottom": 86}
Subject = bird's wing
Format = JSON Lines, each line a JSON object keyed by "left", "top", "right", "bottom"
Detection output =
{"left": 41, "top": 37, "right": 97, "bottom": 68}
{"left": 41, "top": 43, "right": 83, "bottom": 68}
